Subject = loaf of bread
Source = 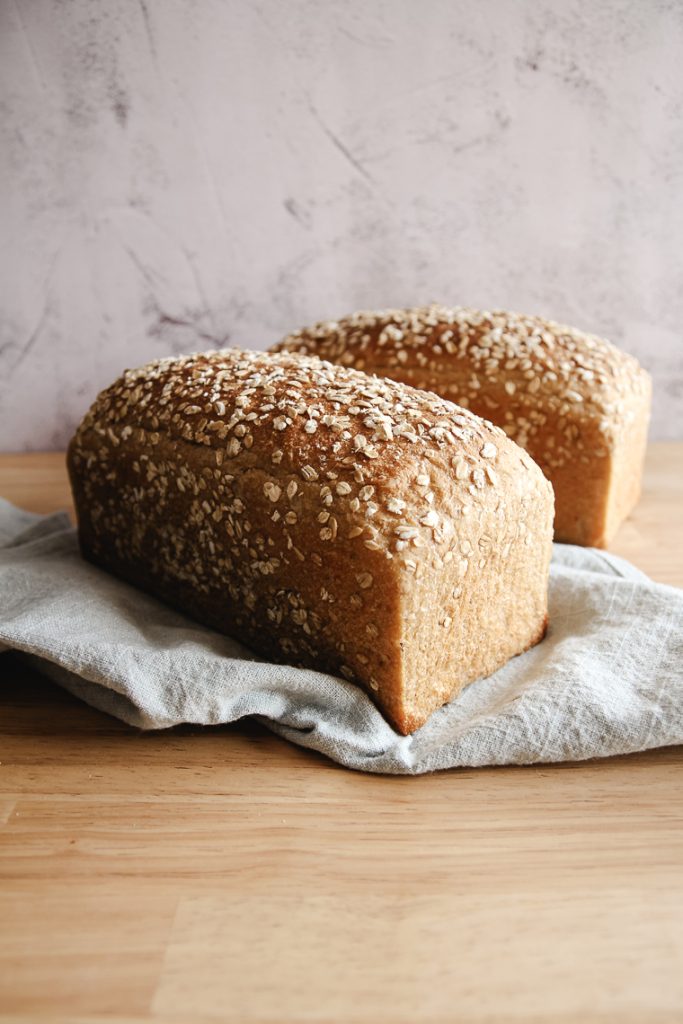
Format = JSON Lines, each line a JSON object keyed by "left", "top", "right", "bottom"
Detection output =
{"left": 67, "top": 348, "right": 553, "bottom": 734}
{"left": 272, "top": 306, "right": 651, "bottom": 548}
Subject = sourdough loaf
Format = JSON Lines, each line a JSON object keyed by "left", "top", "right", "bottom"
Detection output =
{"left": 67, "top": 348, "right": 554, "bottom": 735}
{"left": 272, "top": 307, "right": 651, "bottom": 547}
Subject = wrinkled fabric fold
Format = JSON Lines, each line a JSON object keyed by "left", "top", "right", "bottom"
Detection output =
{"left": 1, "top": 498, "right": 681, "bottom": 774}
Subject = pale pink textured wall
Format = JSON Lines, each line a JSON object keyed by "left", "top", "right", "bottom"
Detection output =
{"left": 1, "top": 0, "right": 682, "bottom": 449}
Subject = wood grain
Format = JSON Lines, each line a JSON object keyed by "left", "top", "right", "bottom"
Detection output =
{"left": 0, "top": 447, "right": 682, "bottom": 1023}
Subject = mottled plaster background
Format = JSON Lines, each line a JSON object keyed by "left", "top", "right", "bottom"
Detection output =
{"left": 1, "top": 0, "right": 682, "bottom": 449}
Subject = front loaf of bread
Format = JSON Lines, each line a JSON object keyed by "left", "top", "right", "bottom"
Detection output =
{"left": 68, "top": 348, "right": 553, "bottom": 735}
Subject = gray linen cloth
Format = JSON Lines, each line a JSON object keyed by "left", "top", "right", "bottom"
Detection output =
{"left": 1, "top": 498, "right": 681, "bottom": 773}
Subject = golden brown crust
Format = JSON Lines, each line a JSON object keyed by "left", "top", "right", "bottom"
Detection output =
{"left": 271, "top": 305, "right": 651, "bottom": 547}
{"left": 68, "top": 347, "right": 553, "bottom": 734}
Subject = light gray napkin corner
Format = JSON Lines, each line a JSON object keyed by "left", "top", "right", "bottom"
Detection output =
{"left": 1, "top": 498, "right": 681, "bottom": 773}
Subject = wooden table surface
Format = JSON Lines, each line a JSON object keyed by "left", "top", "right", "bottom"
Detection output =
{"left": 1, "top": 446, "right": 682, "bottom": 1024}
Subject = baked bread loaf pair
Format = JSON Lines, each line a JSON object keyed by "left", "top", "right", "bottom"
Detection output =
{"left": 272, "top": 306, "right": 651, "bottom": 548}
{"left": 68, "top": 348, "right": 554, "bottom": 734}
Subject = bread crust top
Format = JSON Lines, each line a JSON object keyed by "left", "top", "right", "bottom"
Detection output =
{"left": 70, "top": 347, "right": 551, "bottom": 578}
{"left": 272, "top": 305, "right": 651, "bottom": 462}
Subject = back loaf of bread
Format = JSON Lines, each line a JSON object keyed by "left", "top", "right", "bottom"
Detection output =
{"left": 271, "top": 306, "right": 651, "bottom": 548}
{"left": 68, "top": 348, "right": 554, "bottom": 734}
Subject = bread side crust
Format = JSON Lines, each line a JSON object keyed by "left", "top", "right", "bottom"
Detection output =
{"left": 396, "top": 453, "right": 552, "bottom": 733}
